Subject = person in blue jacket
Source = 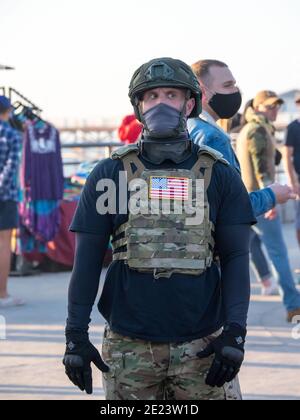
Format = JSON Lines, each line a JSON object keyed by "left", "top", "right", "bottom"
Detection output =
{"left": 188, "top": 59, "right": 294, "bottom": 217}
{"left": 188, "top": 59, "right": 300, "bottom": 321}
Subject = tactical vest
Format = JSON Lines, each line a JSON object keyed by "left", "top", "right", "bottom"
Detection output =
{"left": 111, "top": 144, "right": 228, "bottom": 280}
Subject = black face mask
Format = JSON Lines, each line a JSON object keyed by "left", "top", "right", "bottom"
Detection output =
{"left": 140, "top": 137, "right": 192, "bottom": 165}
{"left": 209, "top": 91, "right": 242, "bottom": 119}
{"left": 140, "top": 101, "right": 192, "bottom": 165}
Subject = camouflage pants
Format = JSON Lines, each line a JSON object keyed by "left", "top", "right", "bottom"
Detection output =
{"left": 101, "top": 326, "right": 242, "bottom": 400}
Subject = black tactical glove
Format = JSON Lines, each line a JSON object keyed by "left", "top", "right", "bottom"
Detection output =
{"left": 197, "top": 324, "right": 246, "bottom": 388}
{"left": 63, "top": 330, "right": 109, "bottom": 395}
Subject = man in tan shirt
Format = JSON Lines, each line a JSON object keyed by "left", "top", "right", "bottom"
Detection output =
{"left": 237, "top": 90, "right": 300, "bottom": 322}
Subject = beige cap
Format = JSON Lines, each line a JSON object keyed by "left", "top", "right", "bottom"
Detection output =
{"left": 253, "top": 90, "right": 284, "bottom": 108}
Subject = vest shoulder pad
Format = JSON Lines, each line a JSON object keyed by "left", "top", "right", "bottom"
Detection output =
{"left": 197, "top": 145, "right": 229, "bottom": 166}
{"left": 111, "top": 144, "right": 140, "bottom": 160}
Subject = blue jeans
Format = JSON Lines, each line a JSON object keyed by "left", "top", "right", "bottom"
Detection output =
{"left": 254, "top": 212, "right": 300, "bottom": 311}
{"left": 250, "top": 229, "right": 271, "bottom": 281}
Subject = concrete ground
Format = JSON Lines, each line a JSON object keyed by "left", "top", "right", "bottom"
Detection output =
{"left": 0, "top": 223, "right": 300, "bottom": 400}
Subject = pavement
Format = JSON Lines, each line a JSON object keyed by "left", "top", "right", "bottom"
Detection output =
{"left": 0, "top": 222, "right": 300, "bottom": 400}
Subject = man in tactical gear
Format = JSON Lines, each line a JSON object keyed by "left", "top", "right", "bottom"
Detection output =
{"left": 63, "top": 57, "right": 256, "bottom": 400}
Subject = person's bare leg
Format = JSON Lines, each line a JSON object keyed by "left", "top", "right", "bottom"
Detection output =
{"left": 0, "top": 229, "right": 12, "bottom": 298}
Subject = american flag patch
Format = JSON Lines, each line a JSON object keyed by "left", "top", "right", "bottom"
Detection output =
{"left": 149, "top": 176, "right": 189, "bottom": 201}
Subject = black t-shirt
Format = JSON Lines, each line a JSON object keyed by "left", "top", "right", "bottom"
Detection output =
{"left": 70, "top": 145, "right": 255, "bottom": 342}
{"left": 285, "top": 120, "right": 300, "bottom": 178}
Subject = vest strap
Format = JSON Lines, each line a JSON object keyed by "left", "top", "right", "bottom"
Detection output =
{"left": 122, "top": 152, "right": 146, "bottom": 185}
{"left": 113, "top": 252, "right": 128, "bottom": 262}
{"left": 111, "top": 237, "right": 127, "bottom": 251}
{"left": 191, "top": 155, "right": 214, "bottom": 193}
{"left": 114, "top": 222, "right": 128, "bottom": 238}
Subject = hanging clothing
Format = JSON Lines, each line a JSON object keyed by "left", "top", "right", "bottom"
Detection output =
{"left": 22, "top": 123, "right": 64, "bottom": 200}
{"left": 19, "top": 122, "right": 64, "bottom": 253}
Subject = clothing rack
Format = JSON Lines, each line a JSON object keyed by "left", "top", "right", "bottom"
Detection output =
{"left": 0, "top": 86, "right": 42, "bottom": 113}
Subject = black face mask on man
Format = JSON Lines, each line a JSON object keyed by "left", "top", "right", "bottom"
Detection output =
{"left": 208, "top": 90, "right": 242, "bottom": 119}
{"left": 140, "top": 102, "right": 192, "bottom": 165}
{"left": 143, "top": 103, "right": 187, "bottom": 138}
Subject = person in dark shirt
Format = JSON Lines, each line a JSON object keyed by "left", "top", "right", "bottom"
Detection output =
{"left": 283, "top": 93, "right": 300, "bottom": 254}
{"left": 63, "top": 58, "right": 255, "bottom": 400}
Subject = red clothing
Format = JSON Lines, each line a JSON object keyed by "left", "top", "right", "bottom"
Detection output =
{"left": 118, "top": 115, "right": 142, "bottom": 144}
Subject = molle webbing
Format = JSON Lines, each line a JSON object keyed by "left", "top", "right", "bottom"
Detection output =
{"left": 111, "top": 149, "right": 217, "bottom": 278}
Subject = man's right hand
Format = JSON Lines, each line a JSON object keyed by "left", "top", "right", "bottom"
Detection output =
{"left": 290, "top": 182, "right": 300, "bottom": 198}
{"left": 269, "top": 183, "right": 297, "bottom": 204}
{"left": 63, "top": 336, "right": 109, "bottom": 395}
{"left": 197, "top": 324, "right": 246, "bottom": 388}
{"left": 264, "top": 208, "right": 278, "bottom": 220}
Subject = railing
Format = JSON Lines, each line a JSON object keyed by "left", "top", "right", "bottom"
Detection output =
{"left": 61, "top": 140, "right": 123, "bottom": 177}
{"left": 61, "top": 138, "right": 297, "bottom": 223}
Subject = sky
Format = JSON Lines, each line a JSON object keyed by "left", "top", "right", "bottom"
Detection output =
{"left": 1, "top": 0, "right": 300, "bottom": 126}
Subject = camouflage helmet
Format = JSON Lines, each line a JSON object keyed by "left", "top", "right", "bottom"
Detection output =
{"left": 129, "top": 57, "right": 202, "bottom": 121}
